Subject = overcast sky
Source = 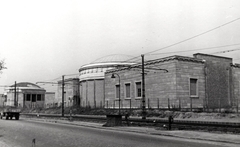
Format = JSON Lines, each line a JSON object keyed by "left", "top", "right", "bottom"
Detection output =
{"left": 1, "top": 0, "right": 240, "bottom": 92}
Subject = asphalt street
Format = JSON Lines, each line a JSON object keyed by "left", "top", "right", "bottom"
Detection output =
{"left": 0, "top": 118, "right": 235, "bottom": 147}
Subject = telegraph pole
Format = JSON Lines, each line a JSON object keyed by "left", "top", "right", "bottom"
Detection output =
{"left": 14, "top": 81, "right": 17, "bottom": 107}
{"left": 141, "top": 55, "right": 146, "bottom": 119}
{"left": 62, "top": 75, "right": 65, "bottom": 117}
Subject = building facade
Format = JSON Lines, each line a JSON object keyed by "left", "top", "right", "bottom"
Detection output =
{"left": 104, "top": 53, "right": 240, "bottom": 110}
{"left": 57, "top": 78, "right": 80, "bottom": 107}
{"left": 4, "top": 82, "right": 46, "bottom": 108}
{"left": 45, "top": 92, "right": 56, "bottom": 108}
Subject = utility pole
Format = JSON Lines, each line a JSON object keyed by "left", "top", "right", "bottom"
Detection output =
{"left": 14, "top": 81, "right": 17, "bottom": 107}
{"left": 62, "top": 75, "right": 65, "bottom": 117}
{"left": 141, "top": 55, "right": 146, "bottom": 119}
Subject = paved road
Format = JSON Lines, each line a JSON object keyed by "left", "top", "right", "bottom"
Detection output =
{"left": 0, "top": 118, "right": 236, "bottom": 147}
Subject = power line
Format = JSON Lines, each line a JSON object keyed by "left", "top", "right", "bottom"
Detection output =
{"left": 211, "top": 48, "right": 240, "bottom": 55}
{"left": 38, "top": 76, "right": 62, "bottom": 83}
{"left": 64, "top": 73, "right": 79, "bottom": 77}
{"left": 147, "top": 43, "right": 240, "bottom": 56}
{"left": 122, "top": 17, "right": 240, "bottom": 63}
{"left": 144, "top": 17, "right": 240, "bottom": 55}
{"left": 123, "top": 55, "right": 141, "bottom": 63}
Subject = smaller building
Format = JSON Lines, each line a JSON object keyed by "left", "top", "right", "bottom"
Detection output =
{"left": 45, "top": 92, "right": 56, "bottom": 108}
{"left": 0, "top": 94, "right": 6, "bottom": 107}
{"left": 57, "top": 78, "right": 80, "bottom": 107}
{"left": 4, "top": 82, "right": 46, "bottom": 108}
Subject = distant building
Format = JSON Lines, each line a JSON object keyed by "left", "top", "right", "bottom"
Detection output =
{"left": 105, "top": 53, "right": 240, "bottom": 110}
{"left": 45, "top": 92, "right": 56, "bottom": 108}
{"left": 4, "top": 82, "right": 46, "bottom": 108}
{"left": 0, "top": 94, "right": 6, "bottom": 107}
{"left": 56, "top": 78, "right": 79, "bottom": 107}
{"left": 79, "top": 54, "right": 136, "bottom": 108}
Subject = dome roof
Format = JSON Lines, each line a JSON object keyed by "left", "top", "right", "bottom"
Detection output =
{"left": 91, "top": 54, "right": 134, "bottom": 63}
{"left": 10, "top": 82, "right": 41, "bottom": 88}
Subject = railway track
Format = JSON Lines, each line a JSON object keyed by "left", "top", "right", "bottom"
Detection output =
{"left": 21, "top": 113, "right": 240, "bottom": 133}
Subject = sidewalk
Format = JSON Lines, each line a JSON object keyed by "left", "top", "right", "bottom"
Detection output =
{"left": 25, "top": 117, "right": 240, "bottom": 145}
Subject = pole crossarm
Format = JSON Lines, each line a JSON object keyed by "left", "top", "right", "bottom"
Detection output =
{"left": 127, "top": 66, "right": 168, "bottom": 73}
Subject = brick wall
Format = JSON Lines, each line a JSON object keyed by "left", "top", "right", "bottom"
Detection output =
{"left": 176, "top": 60, "right": 205, "bottom": 108}
{"left": 145, "top": 61, "right": 177, "bottom": 108}
{"left": 105, "top": 58, "right": 205, "bottom": 109}
{"left": 194, "top": 53, "right": 233, "bottom": 108}
{"left": 45, "top": 92, "right": 55, "bottom": 107}
{"left": 232, "top": 66, "right": 240, "bottom": 109}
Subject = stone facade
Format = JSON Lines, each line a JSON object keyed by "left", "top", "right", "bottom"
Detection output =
{"left": 231, "top": 64, "right": 240, "bottom": 110}
{"left": 105, "top": 55, "right": 205, "bottom": 109}
{"left": 45, "top": 92, "right": 56, "bottom": 108}
{"left": 194, "top": 53, "right": 233, "bottom": 109}
{"left": 105, "top": 53, "right": 240, "bottom": 110}
{"left": 57, "top": 78, "right": 80, "bottom": 107}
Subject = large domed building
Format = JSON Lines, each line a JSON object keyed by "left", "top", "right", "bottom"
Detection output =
{"left": 79, "top": 54, "right": 136, "bottom": 108}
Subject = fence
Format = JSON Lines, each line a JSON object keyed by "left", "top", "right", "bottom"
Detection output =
{"left": 104, "top": 97, "right": 239, "bottom": 113}
{"left": 44, "top": 97, "right": 239, "bottom": 113}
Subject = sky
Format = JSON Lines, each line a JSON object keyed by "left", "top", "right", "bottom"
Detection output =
{"left": 1, "top": 0, "right": 240, "bottom": 93}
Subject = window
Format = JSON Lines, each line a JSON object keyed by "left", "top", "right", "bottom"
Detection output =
{"left": 37, "top": 94, "right": 41, "bottom": 101}
{"left": 125, "top": 83, "right": 130, "bottom": 98}
{"left": 115, "top": 85, "right": 120, "bottom": 98}
{"left": 26, "top": 94, "right": 31, "bottom": 101}
{"left": 32, "top": 94, "right": 36, "bottom": 102}
{"left": 135, "top": 82, "right": 142, "bottom": 97}
{"left": 190, "top": 78, "right": 198, "bottom": 97}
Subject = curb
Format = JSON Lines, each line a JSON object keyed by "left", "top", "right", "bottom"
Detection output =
{"left": 150, "top": 132, "right": 240, "bottom": 145}
{"left": 25, "top": 118, "right": 240, "bottom": 145}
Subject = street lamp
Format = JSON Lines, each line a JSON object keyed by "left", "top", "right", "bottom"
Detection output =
{"left": 111, "top": 73, "right": 121, "bottom": 115}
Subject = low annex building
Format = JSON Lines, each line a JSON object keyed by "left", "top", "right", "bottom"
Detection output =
{"left": 56, "top": 78, "right": 80, "bottom": 107}
{"left": 44, "top": 92, "right": 56, "bottom": 108}
{"left": 105, "top": 53, "right": 240, "bottom": 110}
{"left": 4, "top": 82, "right": 46, "bottom": 108}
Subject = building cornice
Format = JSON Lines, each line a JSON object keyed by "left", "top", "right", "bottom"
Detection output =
{"left": 231, "top": 63, "right": 240, "bottom": 68}
{"left": 193, "top": 53, "right": 232, "bottom": 60}
{"left": 106, "top": 55, "right": 204, "bottom": 74}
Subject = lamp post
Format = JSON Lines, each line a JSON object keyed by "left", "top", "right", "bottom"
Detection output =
{"left": 111, "top": 73, "right": 121, "bottom": 115}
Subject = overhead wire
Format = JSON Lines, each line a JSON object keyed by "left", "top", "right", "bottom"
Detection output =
{"left": 37, "top": 17, "right": 240, "bottom": 89}
{"left": 210, "top": 48, "right": 240, "bottom": 55}
{"left": 144, "top": 17, "right": 240, "bottom": 55}
{"left": 123, "top": 17, "right": 240, "bottom": 63}
{"left": 148, "top": 43, "right": 240, "bottom": 56}
{"left": 64, "top": 73, "right": 79, "bottom": 77}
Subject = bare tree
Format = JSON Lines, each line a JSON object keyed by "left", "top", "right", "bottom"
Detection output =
{"left": 0, "top": 59, "right": 7, "bottom": 73}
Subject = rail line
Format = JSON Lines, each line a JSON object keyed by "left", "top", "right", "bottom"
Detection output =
{"left": 21, "top": 113, "right": 240, "bottom": 133}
